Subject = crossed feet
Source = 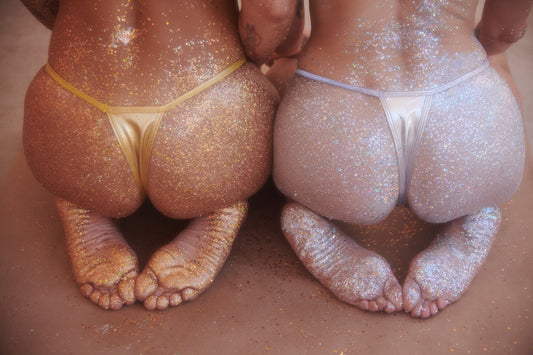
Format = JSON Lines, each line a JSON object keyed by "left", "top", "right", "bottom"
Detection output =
{"left": 56, "top": 198, "right": 247, "bottom": 311}
{"left": 281, "top": 202, "right": 501, "bottom": 318}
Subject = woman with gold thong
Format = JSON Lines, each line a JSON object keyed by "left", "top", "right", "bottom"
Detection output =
{"left": 21, "top": 0, "right": 288, "bottom": 310}
{"left": 273, "top": 0, "right": 530, "bottom": 317}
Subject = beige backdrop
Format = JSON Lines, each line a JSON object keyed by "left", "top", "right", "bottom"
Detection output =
{"left": 1, "top": 1, "right": 532, "bottom": 354}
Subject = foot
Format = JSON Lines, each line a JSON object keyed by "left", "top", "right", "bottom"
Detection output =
{"left": 56, "top": 198, "right": 138, "bottom": 310}
{"left": 281, "top": 202, "right": 403, "bottom": 313}
{"left": 135, "top": 201, "right": 248, "bottom": 310}
{"left": 403, "top": 207, "right": 500, "bottom": 318}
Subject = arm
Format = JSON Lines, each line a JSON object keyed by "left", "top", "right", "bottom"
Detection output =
{"left": 239, "top": 0, "right": 304, "bottom": 66}
{"left": 20, "top": 0, "right": 59, "bottom": 30}
{"left": 477, "top": 0, "right": 532, "bottom": 56}
{"left": 271, "top": 0, "right": 306, "bottom": 59}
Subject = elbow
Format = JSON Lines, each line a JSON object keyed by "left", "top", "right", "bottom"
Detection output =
{"left": 478, "top": 24, "right": 528, "bottom": 55}
{"left": 497, "top": 25, "right": 527, "bottom": 45}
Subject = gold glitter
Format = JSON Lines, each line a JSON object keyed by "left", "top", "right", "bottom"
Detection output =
{"left": 135, "top": 201, "right": 248, "bottom": 310}
{"left": 23, "top": 1, "right": 279, "bottom": 311}
{"left": 56, "top": 198, "right": 138, "bottom": 310}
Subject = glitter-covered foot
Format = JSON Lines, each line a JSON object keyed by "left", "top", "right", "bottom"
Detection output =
{"left": 56, "top": 198, "right": 138, "bottom": 310}
{"left": 281, "top": 202, "right": 403, "bottom": 313}
{"left": 135, "top": 201, "right": 248, "bottom": 310}
{"left": 403, "top": 207, "right": 501, "bottom": 318}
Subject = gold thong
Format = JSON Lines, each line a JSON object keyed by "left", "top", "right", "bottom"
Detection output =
{"left": 45, "top": 58, "right": 247, "bottom": 194}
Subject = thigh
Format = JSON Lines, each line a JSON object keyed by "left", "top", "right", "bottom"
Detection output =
{"left": 273, "top": 76, "right": 400, "bottom": 225}
{"left": 147, "top": 63, "right": 278, "bottom": 219}
{"left": 23, "top": 68, "right": 144, "bottom": 217}
{"left": 408, "top": 68, "right": 525, "bottom": 223}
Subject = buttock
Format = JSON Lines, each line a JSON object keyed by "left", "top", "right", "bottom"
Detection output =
{"left": 24, "top": 62, "right": 278, "bottom": 219}
{"left": 24, "top": 67, "right": 143, "bottom": 218}
{"left": 147, "top": 62, "right": 278, "bottom": 219}
{"left": 408, "top": 66, "right": 525, "bottom": 223}
{"left": 273, "top": 76, "right": 400, "bottom": 225}
{"left": 273, "top": 65, "right": 525, "bottom": 225}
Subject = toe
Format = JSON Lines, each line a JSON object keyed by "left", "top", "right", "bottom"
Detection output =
{"left": 384, "top": 278, "right": 403, "bottom": 310}
{"left": 376, "top": 297, "right": 387, "bottom": 310}
{"left": 403, "top": 278, "right": 421, "bottom": 313}
{"left": 430, "top": 302, "right": 439, "bottom": 316}
{"left": 144, "top": 295, "right": 157, "bottom": 311}
{"left": 89, "top": 289, "right": 101, "bottom": 304}
{"left": 368, "top": 301, "right": 379, "bottom": 312}
{"left": 118, "top": 277, "right": 136, "bottom": 305}
{"left": 437, "top": 297, "right": 450, "bottom": 310}
{"left": 420, "top": 301, "right": 432, "bottom": 318}
{"left": 135, "top": 268, "right": 158, "bottom": 301}
{"left": 157, "top": 296, "right": 169, "bottom": 310}
{"left": 280, "top": 203, "right": 298, "bottom": 228}
{"left": 98, "top": 293, "right": 110, "bottom": 310}
{"left": 80, "top": 284, "right": 93, "bottom": 298}
{"left": 110, "top": 293, "right": 123, "bottom": 310}
{"left": 355, "top": 299, "right": 370, "bottom": 311}
{"left": 410, "top": 304, "right": 422, "bottom": 318}
{"left": 384, "top": 302, "right": 396, "bottom": 313}
{"left": 182, "top": 288, "right": 199, "bottom": 301}
{"left": 169, "top": 293, "right": 182, "bottom": 307}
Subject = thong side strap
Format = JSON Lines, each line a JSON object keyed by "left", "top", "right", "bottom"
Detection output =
{"left": 295, "top": 60, "right": 490, "bottom": 98}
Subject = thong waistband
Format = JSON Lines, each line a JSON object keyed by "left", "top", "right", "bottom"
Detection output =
{"left": 295, "top": 60, "right": 490, "bottom": 98}
{"left": 45, "top": 57, "right": 247, "bottom": 114}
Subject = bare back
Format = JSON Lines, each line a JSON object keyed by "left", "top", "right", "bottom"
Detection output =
{"left": 300, "top": 0, "right": 484, "bottom": 90}
{"left": 47, "top": 0, "right": 243, "bottom": 105}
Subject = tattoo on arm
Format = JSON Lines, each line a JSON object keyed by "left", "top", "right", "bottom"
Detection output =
{"left": 243, "top": 24, "right": 262, "bottom": 58}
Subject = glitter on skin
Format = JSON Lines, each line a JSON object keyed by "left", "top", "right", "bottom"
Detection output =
{"left": 404, "top": 207, "right": 501, "bottom": 318}
{"left": 281, "top": 202, "right": 403, "bottom": 313}
{"left": 273, "top": 0, "right": 525, "bottom": 317}
{"left": 135, "top": 201, "right": 248, "bottom": 310}
{"left": 23, "top": 1, "right": 279, "bottom": 310}
{"left": 56, "top": 198, "right": 138, "bottom": 311}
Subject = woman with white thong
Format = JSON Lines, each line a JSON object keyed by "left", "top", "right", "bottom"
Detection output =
{"left": 273, "top": 0, "right": 531, "bottom": 318}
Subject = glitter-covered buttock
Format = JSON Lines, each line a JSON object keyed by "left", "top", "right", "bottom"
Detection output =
{"left": 295, "top": 61, "right": 491, "bottom": 204}
{"left": 45, "top": 58, "right": 246, "bottom": 194}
